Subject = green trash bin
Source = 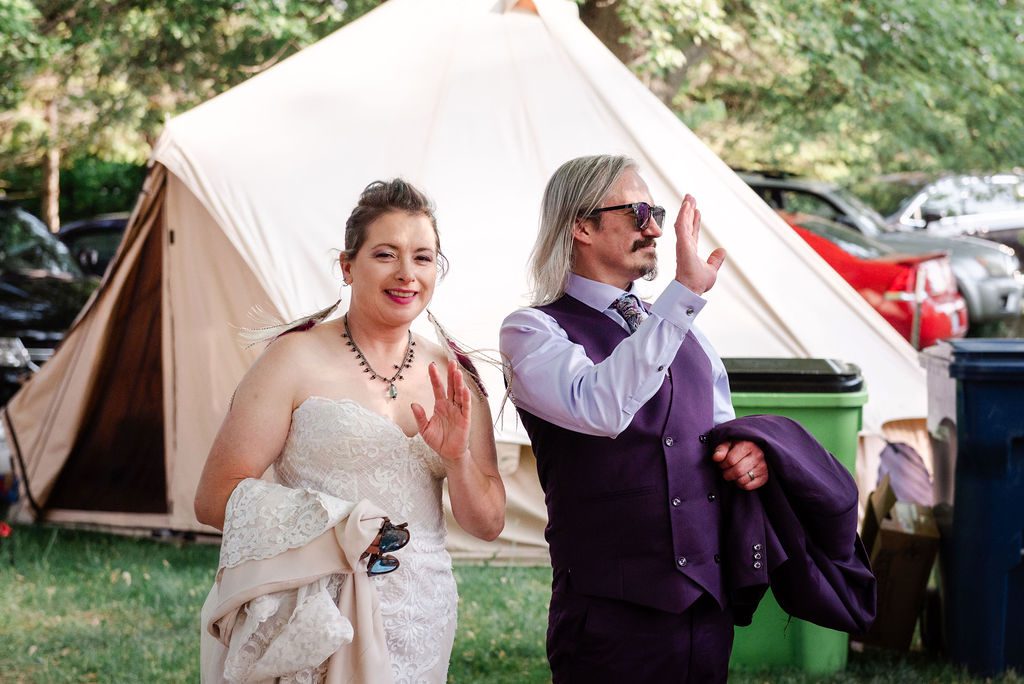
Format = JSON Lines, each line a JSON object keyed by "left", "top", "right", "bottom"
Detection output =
{"left": 723, "top": 358, "right": 868, "bottom": 675}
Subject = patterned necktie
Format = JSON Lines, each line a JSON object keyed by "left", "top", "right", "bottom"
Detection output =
{"left": 612, "top": 294, "right": 649, "bottom": 334}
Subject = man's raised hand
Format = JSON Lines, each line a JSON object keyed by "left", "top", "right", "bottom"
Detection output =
{"left": 673, "top": 194, "right": 726, "bottom": 295}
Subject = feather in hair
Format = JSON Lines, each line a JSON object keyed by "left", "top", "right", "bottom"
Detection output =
{"left": 237, "top": 300, "right": 342, "bottom": 348}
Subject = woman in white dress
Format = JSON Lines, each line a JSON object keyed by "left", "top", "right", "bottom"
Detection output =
{"left": 194, "top": 179, "right": 506, "bottom": 683}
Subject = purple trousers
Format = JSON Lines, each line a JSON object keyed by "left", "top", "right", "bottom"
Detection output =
{"left": 547, "top": 574, "right": 734, "bottom": 683}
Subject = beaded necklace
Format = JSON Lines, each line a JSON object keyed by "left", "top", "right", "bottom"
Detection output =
{"left": 342, "top": 314, "right": 415, "bottom": 400}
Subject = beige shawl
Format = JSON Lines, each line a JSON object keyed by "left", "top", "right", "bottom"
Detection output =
{"left": 200, "top": 479, "right": 394, "bottom": 683}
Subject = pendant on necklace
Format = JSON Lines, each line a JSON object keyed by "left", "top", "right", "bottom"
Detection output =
{"left": 342, "top": 315, "right": 413, "bottom": 402}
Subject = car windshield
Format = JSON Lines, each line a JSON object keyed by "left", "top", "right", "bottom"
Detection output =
{"left": 852, "top": 177, "right": 930, "bottom": 218}
{"left": 0, "top": 207, "right": 83, "bottom": 277}
{"left": 795, "top": 215, "right": 890, "bottom": 259}
{"left": 832, "top": 187, "right": 894, "bottom": 233}
{"left": 958, "top": 174, "right": 1024, "bottom": 215}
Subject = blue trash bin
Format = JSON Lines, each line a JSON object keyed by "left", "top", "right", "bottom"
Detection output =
{"left": 945, "top": 339, "right": 1024, "bottom": 677}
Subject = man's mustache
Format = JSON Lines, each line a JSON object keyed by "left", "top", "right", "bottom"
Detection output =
{"left": 632, "top": 237, "right": 656, "bottom": 252}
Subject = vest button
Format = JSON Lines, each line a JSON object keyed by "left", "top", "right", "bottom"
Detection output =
{"left": 698, "top": 434, "right": 708, "bottom": 444}
{"left": 664, "top": 437, "right": 674, "bottom": 447}
{"left": 753, "top": 552, "right": 762, "bottom": 560}
{"left": 753, "top": 561, "right": 762, "bottom": 570}
{"left": 707, "top": 493, "right": 716, "bottom": 502}
{"left": 671, "top": 497, "right": 681, "bottom": 507}
{"left": 677, "top": 557, "right": 688, "bottom": 567}
{"left": 753, "top": 543, "right": 762, "bottom": 551}
{"left": 714, "top": 554, "right": 721, "bottom": 564}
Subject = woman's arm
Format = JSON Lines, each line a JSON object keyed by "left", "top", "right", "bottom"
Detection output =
{"left": 193, "top": 338, "right": 299, "bottom": 530}
{"left": 412, "top": 362, "right": 506, "bottom": 541}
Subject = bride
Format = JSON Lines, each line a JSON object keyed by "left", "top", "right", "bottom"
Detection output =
{"left": 194, "top": 179, "right": 506, "bottom": 683}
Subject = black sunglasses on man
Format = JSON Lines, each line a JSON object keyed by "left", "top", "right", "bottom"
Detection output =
{"left": 587, "top": 201, "right": 666, "bottom": 231}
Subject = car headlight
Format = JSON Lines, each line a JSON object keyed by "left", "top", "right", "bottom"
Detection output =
{"left": 0, "top": 338, "right": 32, "bottom": 369}
{"left": 974, "top": 255, "right": 1014, "bottom": 277}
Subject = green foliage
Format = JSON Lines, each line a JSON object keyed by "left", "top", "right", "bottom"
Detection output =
{"left": 1, "top": 158, "right": 144, "bottom": 221}
{"left": 581, "top": 0, "right": 1024, "bottom": 183}
{"left": 0, "top": 0, "right": 47, "bottom": 109}
{"left": 0, "top": 0, "right": 382, "bottom": 174}
{"left": 57, "top": 158, "right": 145, "bottom": 221}
{"left": 4, "top": 0, "right": 1022, "bottom": 200}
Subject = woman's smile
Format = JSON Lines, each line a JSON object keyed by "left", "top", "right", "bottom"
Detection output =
{"left": 385, "top": 288, "right": 418, "bottom": 304}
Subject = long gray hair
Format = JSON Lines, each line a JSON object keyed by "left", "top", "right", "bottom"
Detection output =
{"left": 528, "top": 154, "right": 636, "bottom": 305}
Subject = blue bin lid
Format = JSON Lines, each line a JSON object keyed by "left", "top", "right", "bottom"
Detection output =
{"left": 948, "top": 339, "right": 1024, "bottom": 380}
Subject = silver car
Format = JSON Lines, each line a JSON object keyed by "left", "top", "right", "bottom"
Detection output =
{"left": 739, "top": 172, "right": 1024, "bottom": 326}
{"left": 880, "top": 173, "right": 1024, "bottom": 263}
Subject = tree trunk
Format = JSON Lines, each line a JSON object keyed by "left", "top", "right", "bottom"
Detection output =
{"left": 578, "top": 1, "right": 632, "bottom": 64}
{"left": 42, "top": 99, "right": 60, "bottom": 233}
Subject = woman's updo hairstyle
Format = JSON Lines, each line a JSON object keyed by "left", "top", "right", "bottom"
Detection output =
{"left": 240, "top": 179, "right": 451, "bottom": 347}
{"left": 342, "top": 179, "right": 449, "bottom": 277}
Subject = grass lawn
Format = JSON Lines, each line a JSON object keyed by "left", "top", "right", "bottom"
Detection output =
{"left": 0, "top": 524, "right": 1020, "bottom": 683}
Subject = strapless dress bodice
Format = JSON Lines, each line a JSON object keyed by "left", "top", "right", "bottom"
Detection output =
{"left": 273, "top": 396, "right": 458, "bottom": 684}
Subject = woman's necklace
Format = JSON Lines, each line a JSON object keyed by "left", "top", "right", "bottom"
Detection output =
{"left": 342, "top": 315, "right": 415, "bottom": 400}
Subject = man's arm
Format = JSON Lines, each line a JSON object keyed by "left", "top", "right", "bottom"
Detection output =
{"left": 499, "top": 281, "right": 706, "bottom": 438}
{"left": 690, "top": 325, "right": 736, "bottom": 427}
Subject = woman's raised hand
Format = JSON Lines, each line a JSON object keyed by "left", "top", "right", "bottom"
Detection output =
{"left": 411, "top": 361, "right": 472, "bottom": 462}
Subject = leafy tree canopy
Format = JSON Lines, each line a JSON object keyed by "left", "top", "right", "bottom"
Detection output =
{"left": 2, "top": 0, "right": 1021, "bottom": 200}
{"left": 0, "top": 0, "right": 378, "bottom": 176}
{"left": 582, "top": 0, "right": 1024, "bottom": 182}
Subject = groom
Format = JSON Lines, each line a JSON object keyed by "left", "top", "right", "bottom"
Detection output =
{"left": 500, "top": 155, "right": 768, "bottom": 682}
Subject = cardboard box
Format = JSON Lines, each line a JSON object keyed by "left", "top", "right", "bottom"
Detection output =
{"left": 857, "top": 474, "right": 940, "bottom": 651}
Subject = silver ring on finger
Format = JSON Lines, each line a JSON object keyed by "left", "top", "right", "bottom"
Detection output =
{"left": 747, "top": 470, "right": 756, "bottom": 483}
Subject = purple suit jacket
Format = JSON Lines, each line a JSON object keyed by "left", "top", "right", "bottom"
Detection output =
{"left": 712, "top": 414, "right": 877, "bottom": 632}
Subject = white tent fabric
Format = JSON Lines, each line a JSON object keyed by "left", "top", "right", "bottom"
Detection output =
{"left": 154, "top": 0, "right": 925, "bottom": 433}
{"left": 6, "top": 0, "right": 926, "bottom": 551}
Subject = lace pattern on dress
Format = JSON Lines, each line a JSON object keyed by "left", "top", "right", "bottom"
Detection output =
{"left": 219, "top": 478, "right": 357, "bottom": 570}
{"left": 274, "top": 397, "right": 458, "bottom": 684}
{"left": 222, "top": 574, "right": 350, "bottom": 684}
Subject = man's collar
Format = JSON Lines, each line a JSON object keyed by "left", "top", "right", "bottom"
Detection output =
{"left": 565, "top": 273, "right": 633, "bottom": 312}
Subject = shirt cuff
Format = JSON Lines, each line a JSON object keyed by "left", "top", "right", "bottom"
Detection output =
{"left": 650, "top": 280, "right": 707, "bottom": 330}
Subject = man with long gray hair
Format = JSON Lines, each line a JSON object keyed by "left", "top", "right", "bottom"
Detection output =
{"left": 500, "top": 154, "right": 768, "bottom": 681}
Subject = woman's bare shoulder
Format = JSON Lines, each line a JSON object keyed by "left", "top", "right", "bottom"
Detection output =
{"left": 412, "top": 332, "right": 450, "bottom": 365}
{"left": 249, "top": 321, "right": 340, "bottom": 377}
{"left": 413, "top": 332, "right": 492, "bottom": 401}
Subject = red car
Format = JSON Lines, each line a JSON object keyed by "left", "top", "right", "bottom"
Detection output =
{"left": 780, "top": 212, "right": 968, "bottom": 348}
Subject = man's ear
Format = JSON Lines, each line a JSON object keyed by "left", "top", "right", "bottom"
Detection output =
{"left": 572, "top": 217, "right": 596, "bottom": 246}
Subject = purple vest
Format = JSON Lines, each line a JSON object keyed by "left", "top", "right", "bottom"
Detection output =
{"left": 518, "top": 295, "right": 725, "bottom": 613}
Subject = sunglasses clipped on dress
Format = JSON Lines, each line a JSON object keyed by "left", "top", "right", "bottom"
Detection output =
{"left": 587, "top": 201, "right": 667, "bottom": 231}
{"left": 365, "top": 519, "right": 411, "bottom": 576}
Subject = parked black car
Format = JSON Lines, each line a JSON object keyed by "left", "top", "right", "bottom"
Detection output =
{"left": 0, "top": 201, "right": 97, "bottom": 404}
{"left": 739, "top": 171, "right": 1024, "bottom": 327}
{"left": 58, "top": 212, "right": 128, "bottom": 278}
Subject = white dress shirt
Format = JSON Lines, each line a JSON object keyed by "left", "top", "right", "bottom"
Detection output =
{"left": 499, "top": 273, "right": 735, "bottom": 438}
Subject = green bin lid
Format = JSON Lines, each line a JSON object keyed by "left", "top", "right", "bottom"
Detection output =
{"left": 724, "top": 358, "right": 864, "bottom": 394}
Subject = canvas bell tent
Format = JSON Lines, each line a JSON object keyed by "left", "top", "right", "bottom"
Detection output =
{"left": 4, "top": 0, "right": 928, "bottom": 556}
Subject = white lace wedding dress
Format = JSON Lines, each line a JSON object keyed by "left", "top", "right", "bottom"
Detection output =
{"left": 273, "top": 396, "right": 458, "bottom": 684}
